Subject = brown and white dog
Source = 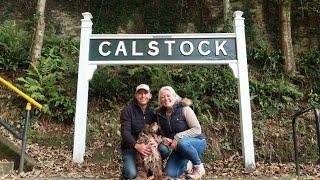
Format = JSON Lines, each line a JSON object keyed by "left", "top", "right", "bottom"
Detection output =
{"left": 136, "top": 122, "right": 165, "bottom": 180}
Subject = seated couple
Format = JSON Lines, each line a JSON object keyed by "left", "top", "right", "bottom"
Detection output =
{"left": 120, "top": 84, "right": 207, "bottom": 179}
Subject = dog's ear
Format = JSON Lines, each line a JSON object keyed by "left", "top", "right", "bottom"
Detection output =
{"left": 143, "top": 124, "right": 150, "bottom": 133}
{"left": 150, "top": 122, "right": 159, "bottom": 133}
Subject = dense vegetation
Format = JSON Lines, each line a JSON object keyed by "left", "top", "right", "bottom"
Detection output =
{"left": 0, "top": 0, "right": 319, "bottom": 166}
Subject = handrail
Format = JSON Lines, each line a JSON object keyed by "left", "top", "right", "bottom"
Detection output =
{"left": 292, "top": 105, "right": 320, "bottom": 175}
{"left": 0, "top": 76, "right": 42, "bottom": 109}
{"left": 0, "top": 119, "right": 21, "bottom": 140}
{"left": 0, "top": 76, "right": 42, "bottom": 173}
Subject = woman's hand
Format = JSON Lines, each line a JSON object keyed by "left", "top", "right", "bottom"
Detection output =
{"left": 163, "top": 138, "right": 173, "bottom": 146}
{"left": 170, "top": 139, "right": 178, "bottom": 150}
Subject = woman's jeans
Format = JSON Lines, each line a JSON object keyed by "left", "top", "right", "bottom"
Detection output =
{"left": 159, "top": 137, "right": 207, "bottom": 178}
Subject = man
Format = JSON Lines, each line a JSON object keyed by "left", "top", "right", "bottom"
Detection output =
{"left": 120, "top": 84, "right": 156, "bottom": 179}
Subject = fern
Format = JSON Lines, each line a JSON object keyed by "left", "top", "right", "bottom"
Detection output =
{"left": 0, "top": 20, "right": 31, "bottom": 71}
{"left": 17, "top": 34, "right": 77, "bottom": 122}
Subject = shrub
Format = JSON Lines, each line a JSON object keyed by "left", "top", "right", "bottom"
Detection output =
{"left": 17, "top": 34, "right": 78, "bottom": 122}
{"left": 0, "top": 20, "right": 31, "bottom": 71}
{"left": 90, "top": 64, "right": 239, "bottom": 118}
{"left": 296, "top": 52, "right": 320, "bottom": 105}
{"left": 248, "top": 43, "right": 282, "bottom": 78}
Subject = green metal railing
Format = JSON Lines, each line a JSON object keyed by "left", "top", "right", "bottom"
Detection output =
{"left": 0, "top": 76, "right": 42, "bottom": 173}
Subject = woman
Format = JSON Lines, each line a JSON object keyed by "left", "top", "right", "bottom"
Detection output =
{"left": 156, "top": 86, "right": 207, "bottom": 179}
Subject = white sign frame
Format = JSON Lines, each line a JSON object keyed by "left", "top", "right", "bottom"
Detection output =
{"left": 73, "top": 11, "right": 255, "bottom": 170}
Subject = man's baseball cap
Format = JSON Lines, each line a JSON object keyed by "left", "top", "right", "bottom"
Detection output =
{"left": 135, "top": 84, "right": 150, "bottom": 93}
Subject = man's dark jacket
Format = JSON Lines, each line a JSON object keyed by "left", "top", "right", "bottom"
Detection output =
{"left": 120, "top": 102, "right": 155, "bottom": 150}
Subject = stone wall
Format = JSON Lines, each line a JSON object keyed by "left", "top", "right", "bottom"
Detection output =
{"left": 5, "top": 0, "right": 318, "bottom": 54}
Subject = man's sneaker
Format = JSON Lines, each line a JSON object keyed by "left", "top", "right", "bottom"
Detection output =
{"left": 186, "top": 163, "right": 205, "bottom": 179}
{"left": 185, "top": 160, "right": 193, "bottom": 174}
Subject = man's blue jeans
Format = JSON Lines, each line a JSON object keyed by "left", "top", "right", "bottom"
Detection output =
{"left": 159, "top": 137, "right": 207, "bottom": 178}
{"left": 121, "top": 146, "right": 172, "bottom": 179}
{"left": 121, "top": 148, "right": 137, "bottom": 179}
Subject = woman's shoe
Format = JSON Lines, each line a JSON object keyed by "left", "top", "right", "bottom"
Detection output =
{"left": 186, "top": 163, "right": 205, "bottom": 179}
{"left": 185, "top": 160, "right": 193, "bottom": 174}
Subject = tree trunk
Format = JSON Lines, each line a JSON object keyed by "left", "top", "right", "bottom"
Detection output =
{"left": 31, "top": 0, "right": 46, "bottom": 65}
{"left": 279, "top": 0, "right": 296, "bottom": 74}
{"left": 223, "top": 0, "right": 230, "bottom": 29}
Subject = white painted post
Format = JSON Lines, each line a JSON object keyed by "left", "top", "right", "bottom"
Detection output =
{"left": 233, "top": 11, "right": 256, "bottom": 170}
{"left": 73, "top": 12, "right": 93, "bottom": 163}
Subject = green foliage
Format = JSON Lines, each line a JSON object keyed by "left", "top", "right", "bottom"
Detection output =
{"left": 297, "top": 52, "right": 320, "bottom": 79}
{"left": 72, "top": 0, "right": 216, "bottom": 34}
{"left": 222, "top": 134, "right": 232, "bottom": 151}
{"left": 17, "top": 34, "right": 78, "bottom": 122}
{"left": 249, "top": 43, "right": 282, "bottom": 76}
{"left": 296, "top": 52, "right": 320, "bottom": 105}
{"left": 90, "top": 66, "right": 124, "bottom": 101}
{"left": 248, "top": 44, "right": 307, "bottom": 119}
{"left": 90, "top": 66, "right": 151, "bottom": 105}
{"left": 90, "top": 65, "right": 238, "bottom": 117}
{"left": 143, "top": 1, "right": 181, "bottom": 33}
{"left": 198, "top": 110, "right": 214, "bottom": 125}
{"left": 250, "top": 79, "right": 304, "bottom": 109}
{"left": 0, "top": 20, "right": 31, "bottom": 71}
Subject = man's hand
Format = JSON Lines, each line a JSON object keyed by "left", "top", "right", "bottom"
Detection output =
{"left": 135, "top": 143, "right": 152, "bottom": 156}
{"left": 170, "top": 139, "right": 178, "bottom": 150}
{"left": 148, "top": 138, "right": 158, "bottom": 149}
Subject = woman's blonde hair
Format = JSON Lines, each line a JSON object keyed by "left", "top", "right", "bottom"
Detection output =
{"left": 158, "top": 86, "right": 182, "bottom": 106}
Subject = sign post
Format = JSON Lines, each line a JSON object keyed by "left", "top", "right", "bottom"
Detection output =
{"left": 72, "top": 12, "right": 96, "bottom": 163}
{"left": 73, "top": 11, "right": 255, "bottom": 170}
{"left": 234, "top": 11, "right": 255, "bottom": 170}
